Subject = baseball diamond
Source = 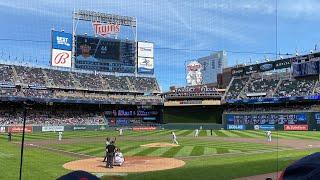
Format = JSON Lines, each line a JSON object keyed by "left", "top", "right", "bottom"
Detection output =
{"left": 1, "top": 1, "right": 320, "bottom": 180}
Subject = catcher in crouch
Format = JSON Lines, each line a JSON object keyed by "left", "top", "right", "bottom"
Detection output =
{"left": 113, "top": 148, "right": 125, "bottom": 166}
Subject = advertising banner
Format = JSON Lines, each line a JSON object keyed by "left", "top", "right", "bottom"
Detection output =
{"left": 258, "top": 62, "right": 274, "bottom": 72}
{"left": 244, "top": 64, "right": 259, "bottom": 75}
{"left": 42, "top": 126, "right": 64, "bottom": 132}
{"left": 8, "top": 126, "right": 32, "bottom": 133}
{"left": 274, "top": 58, "right": 291, "bottom": 69}
{"left": 137, "top": 42, "right": 154, "bottom": 58}
{"left": 231, "top": 67, "right": 244, "bottom": 76}
{"left": 52, "top": 31, "right": 73, "bottom": 51}
{"left": 51, "top": 49, "right": 72, "bottom": 68}
{"left": 116, "top": 119, "right": 129, "bottom": 125}
{"left": 315, "top": 113, "right": 320, "bottom": 124}
{"left": 138, "top": 57, "right": 154, "bottom": 74}
{"left": 227, "top": 124, "right": 245, "bottom": 130}
{"left": 258, "top": 125, "right": 275, "bottom": 131}
{"left": 73, "top": 126, "right": 86, "bottom": 131}
{"left": 284, "top": 125, "right": 308, "bottom": 131}
{"left": 132, "top": 126, "right": 157, "bottom": 131}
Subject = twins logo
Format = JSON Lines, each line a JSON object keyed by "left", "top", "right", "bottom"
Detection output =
{"left": 92, "top": 22, "right": 120, "bottom": 37}
{"left": 54, "top": 52, "right": 69, "bottom": 64}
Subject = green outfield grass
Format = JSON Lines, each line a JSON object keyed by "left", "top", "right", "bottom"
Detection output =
{"left": 1, "top": 129, "right": 320, "bottom": 179}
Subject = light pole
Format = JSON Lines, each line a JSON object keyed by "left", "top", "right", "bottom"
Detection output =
{"left": 19, "top": 100, "right": 34, "bottom": 180}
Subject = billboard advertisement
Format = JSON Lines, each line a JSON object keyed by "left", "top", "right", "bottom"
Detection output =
{"left": 254, "top": 125, "right": 275, "bottom": 131}
{"left": 8, "top": 126, "right": 32, "bottom": 133}
{"left": 137, "top": 42, "right": 154, "bottom": 74}
{"left": 284, "top": 125, "right": 308, "bottom": 131}
{"left": 226, "top": 113, "right": 307, "bottom": 125}
{"left": 227, "top": 124, "right": 245, "bottom": 130}
{"left": 42, "top": 126, "right": 64, "bottom": 132}
{"left": 52, "top": 31, "right": 73, "bottom": 51}
{"left": 138, "top": 57, "right": 154, "bottom": 74}
{"left": 132, "top": 126, "right": 157, "bottom": 131}
{"left": 315, "top": 113, "right": 320, "bottom": 124}
{"left": 137, "top": 42, "right": 154, "bottom": 58}
{"left": 274, "top": 58, "right": 291, "bottom": 69}
{"left": 51, "top": 49, "right": 72, "bottom": 68}
{"left": 75, "top": 35, "right": 136, "bottom": 73}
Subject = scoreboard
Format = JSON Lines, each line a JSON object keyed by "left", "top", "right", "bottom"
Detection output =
{"left": 75, "top": 35, "right": 136, "bottom": 73}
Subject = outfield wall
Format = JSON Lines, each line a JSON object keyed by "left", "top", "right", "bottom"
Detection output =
{"left": 223, "top": 111, "right": 320, "bottom": 131}
{"left": 161, "top": 123, "right": 223, "bottom": 130}
{"left": 164, "top": 106, "right": 223, "bottom": 123}
{"left": 0, "top": 125, "right": 163, "bottom": 133}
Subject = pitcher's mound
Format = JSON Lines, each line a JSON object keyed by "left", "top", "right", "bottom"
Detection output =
{"left": 140, "top": 142, "right": 180, "bottom": 147}
{"left": 63, "top": 156, "right": 185, "bottom": 173}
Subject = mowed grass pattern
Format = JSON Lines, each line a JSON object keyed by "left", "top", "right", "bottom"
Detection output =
{"left": 29, "top": 130, "right": 299, "bottom": 158}
{"left": 3, "top": 130, "right": 319, "bottom": 159}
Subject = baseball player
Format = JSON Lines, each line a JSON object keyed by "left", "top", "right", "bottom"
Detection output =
{"left": 266, "top": 131, "right": 272, "bottom": 142}
{"left": 119, "top": 128, "right": 123, "bottom": 136}
{"left": 8, "top": 131, "right": 12, "bottom": 142}
{"left": 172, "top": 132, "right": 179, "bottom": 145}
{"left": 58, "top": 132, "right": 63, "bottom": 141}
{"left": 194, "top": 129, "right": 199, "bottom": 137}
{"left": 114, "top": 148, "right": 125, "bottom": 166}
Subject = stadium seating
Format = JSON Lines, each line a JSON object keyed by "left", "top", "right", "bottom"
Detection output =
{"left": 0, "top": 64, "right": 162, "bottom": 104}
{"left": 224, "top": 72, "right": 320, "bottom": 100}
{"left": 0, "top": 108, "right": 104, "bottom": 126}
{"left": 225, "top": 77, "right": 248, "bottom": 99}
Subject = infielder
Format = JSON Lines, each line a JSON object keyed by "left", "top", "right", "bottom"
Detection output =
{"left": 266, "top": 131, "right": 272, "bottom": 142}
{"left": 58, "top": 132, "right": 63, "bottom": 141}
{"left": 172, "top": 132, "right": 179, "bottom": 145}
{"left": 194, "top": 129, "right": 199, "bottom": 137}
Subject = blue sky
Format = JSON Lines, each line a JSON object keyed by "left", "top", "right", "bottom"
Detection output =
{"left": 0, "top": 0, "right": 319, "bottom": 91}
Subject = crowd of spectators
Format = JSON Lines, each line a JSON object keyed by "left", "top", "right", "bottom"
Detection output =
{"left": 225, "top": 72, "right": 320, "bottom": 100}
{"left": 0, "top": 64, "right": 162, "bottom": 104}
{"left": 0, "top": 109, "right": 105, "bottom": 126}
{"left": 274, "top": 78, "right": 316, "bottom": 97}
{"left": 225, "top": 77, "right": 248, "bottom": 99}
{"left": 0, "top": 65, "right": 15, "bottom": 85}
{"left": 0, "top": 64, "right": 160, "bottom": 93}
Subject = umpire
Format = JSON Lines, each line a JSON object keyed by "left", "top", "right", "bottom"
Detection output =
{"left": 106, "top": 141, "right": 116, "bottom": 168}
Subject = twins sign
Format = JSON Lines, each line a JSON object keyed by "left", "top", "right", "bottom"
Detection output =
{"left": 92, "top": 22, "right": 121, "bottom": 37}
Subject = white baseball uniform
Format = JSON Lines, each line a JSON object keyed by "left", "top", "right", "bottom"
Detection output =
{"left": 58, "top": 132, "right": 63, "bottom": 141}
{"left": 195, "top": 129, "right": 199, "bottom": 137}
{"left": 172, "top": 132, "right": 179, "bottom": 144}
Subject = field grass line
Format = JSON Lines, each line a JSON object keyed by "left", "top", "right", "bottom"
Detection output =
{"left": 174, "top": 146, "right": 194, "bottom": 157}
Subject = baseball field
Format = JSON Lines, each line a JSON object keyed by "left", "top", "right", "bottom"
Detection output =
{"left": 1, "top": 129, "right": 320, "bottom": 180}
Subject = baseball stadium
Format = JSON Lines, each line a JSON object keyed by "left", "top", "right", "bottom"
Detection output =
{"left": 1, "top": 1, "right": 320, "bottom": 180}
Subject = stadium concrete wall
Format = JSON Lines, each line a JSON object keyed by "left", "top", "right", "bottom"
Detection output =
{"left": 164, "top": 106, "right": 223, "bottom": 124}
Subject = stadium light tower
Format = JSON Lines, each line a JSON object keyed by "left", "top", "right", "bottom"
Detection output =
{"left": 19, "top": 99, "right": 35, "bottom": 180}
